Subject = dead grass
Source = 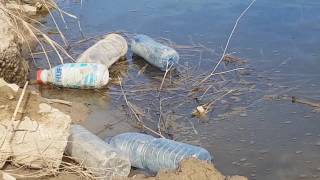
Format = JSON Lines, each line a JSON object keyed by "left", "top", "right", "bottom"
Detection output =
{"left": 0, "top": 0, "right": 76, "bottom": 69}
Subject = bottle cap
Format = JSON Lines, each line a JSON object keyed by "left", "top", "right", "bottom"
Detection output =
{"left": 36, "top": 69, "right": 43, "bottom": 84}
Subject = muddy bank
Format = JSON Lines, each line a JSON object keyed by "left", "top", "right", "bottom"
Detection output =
{"left": 115, "top": 158, "right": 247, "bottom": 180}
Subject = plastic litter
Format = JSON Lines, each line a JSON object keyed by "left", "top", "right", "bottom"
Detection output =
{"left": 77, "top": 33, "right": 128, "bottom": 68}
{"left": 131, "top": 34, "right": 179, "bottom": 71}
{"left": 66, "top": 125, "right": 131, "bottom": 179}
{"left": 108, "top": 132, "right": 212, "bottom": 172}
{"left": 36, "top": 63, "right": 109, "bottom": 89}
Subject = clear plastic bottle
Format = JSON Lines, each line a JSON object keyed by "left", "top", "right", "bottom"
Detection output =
{"left": 77, "top": 33, "right": 128, "bottom": 68}
{"left": 36, "top": 63, "right": 109, "bottom": 89}
{"left": 108, "top": 133, "right": 212, "bottom": 172}
{"left": 67, "top": 125, "right": 131, "bottom": 179}
{"left": 131, "top": 34, "right": 179, "bottom": 71}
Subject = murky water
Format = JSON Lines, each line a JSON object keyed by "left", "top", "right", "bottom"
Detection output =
{"left": 32, "top": 0, "right": 320, "bottom": 179}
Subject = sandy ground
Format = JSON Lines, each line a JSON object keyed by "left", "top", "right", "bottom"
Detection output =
{"left": 115, "top": 158, "right": 247, "bottom": 180}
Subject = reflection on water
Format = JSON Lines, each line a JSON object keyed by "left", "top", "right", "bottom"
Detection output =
{"left": 34, "top": 0, "right": 320, "bottom": 179}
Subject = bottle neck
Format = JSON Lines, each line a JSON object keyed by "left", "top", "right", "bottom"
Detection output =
{"left": 37, "top": 69, "right": 51, "bottom": 84}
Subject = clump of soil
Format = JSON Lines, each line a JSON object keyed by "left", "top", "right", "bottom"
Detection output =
{"left": 0, "top": 2, "right": 35, "bottom": 87}
{"left": 0, "top": 0, "right": 53, "bottom": 87}
{"left": 116, "top": 158, "right": 248, "bottom": 180}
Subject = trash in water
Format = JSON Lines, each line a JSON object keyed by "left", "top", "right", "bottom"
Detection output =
{"left": 77, "top": 33, "right": 128, "bottom": 68}
{"left": 66, "top": 125, "right": 131, "bottom": 179}
{"left": 37, "top": 63, "right": 109, "bottom": 89}
{"left": 108, "top": 132, "right": 212, "bottom": 172}
{"left": 192, "top": 105, "right": 207, "bottom": 117}
{"left": 131, "top": 34, "right": 179, "bottom": 71}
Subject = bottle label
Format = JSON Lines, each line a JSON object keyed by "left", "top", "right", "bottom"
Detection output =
{"left": 55, "top": 66, "right": 62, "bottom": 84}
{"left": 51, "top": 63, "right": 106, "bottom": 88}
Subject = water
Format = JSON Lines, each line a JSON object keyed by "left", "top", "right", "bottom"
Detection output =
{"left": 32, "top": 0, "right": 320, "bottom": 179}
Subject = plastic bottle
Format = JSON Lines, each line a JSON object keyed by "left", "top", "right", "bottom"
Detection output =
{"left": 77, "top": 33, "right": 128, "bottom": 68}
{"left": 36, "top": 63, "right": 109, "bottom": 89}
{"left": 131, "top": 34, "right": 179, "bottom": 71}
{"left": 108, "top": 133, "right": 212, "bottom": 172}
{"left": 66, "top": 125, "right": 131, "bottom": 179}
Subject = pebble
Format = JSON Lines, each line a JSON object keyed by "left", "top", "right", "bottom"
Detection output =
{"left": 299, "top": 174, "right": 307, "bottom": 178}
{"left": 305, "top": 133, "right": 312, "bottom": 136}
{"left": 282, "top": 121, "right": 292, "bottom": 124}
{"left": 317, "top": 167, "right": 320, "bottom": 171}
{"left": 295, "top": 151, "right": 303, "bottom": 154}
{"left": 240, "top": 158, "right": 247, "bottom": 162}
{"left": 240, "top": 113, "right": 248, "bottom": 117}
{"left": 250, "top": 140, "right": 255, "bottom": 145}
{"left": 243, "top": 163, "right": 251, "bottom": 166}
{"left": 259, "top": 149, "right": 269, "bottom": 154}
{"left": 38, "top": 103, "right": 53, "bottom": 113}
{"left": 232, "top": 161, "right": 240, "bottom": 166}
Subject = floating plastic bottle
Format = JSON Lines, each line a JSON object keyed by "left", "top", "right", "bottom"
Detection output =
{"left": 77, "top": 33, "right": 128, "bottom": 68}
{"left": 108, "top": 133, "right": 212, "bottom": 172}
{"left": 131, "top": 34, "right": 179, "bottom": 71}
{"left": 66, "top": 125, "right": 131, "bottom": 179}
{"left": 36, "top": 63, "right": 109, "bottom": 89}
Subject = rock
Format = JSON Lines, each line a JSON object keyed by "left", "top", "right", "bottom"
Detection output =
{"left": 2, "top": 173, "right": 16, "bottom": 180}
{"left": 0, "top": 82, "right": 71, "bottom": 169}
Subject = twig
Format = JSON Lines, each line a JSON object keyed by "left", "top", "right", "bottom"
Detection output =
{"left": 7, "top": 81, "right": 28, "bottom": 145}
{"left": 43, "top": 98, "right": 72, "bottom": 106}
{"left": 159, "top": 62, "right": 174, "bottom": 91}
{"left": 11, "top": 81, "right": 28, "bottom": 122}
{"left": 204, "top": 89, "right": 235, "bottom": 114}
{"left": 197, "top": 0, "right": 256, "bottom": 85}
{"left": 291, "top": 96, "right": 320, "bottom": 108}
{"left": 41, "top": 0, "right": 69, "bottom": 47}
{"left": 119, "top": 79, "right": 165, "bottom": 138}
{"left": 157, "top": 97, "right": 170, "bottom": 136}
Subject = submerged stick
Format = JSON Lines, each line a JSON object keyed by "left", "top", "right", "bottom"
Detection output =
{"left": 119, "top": 79, "right": 165, "bottom": 138}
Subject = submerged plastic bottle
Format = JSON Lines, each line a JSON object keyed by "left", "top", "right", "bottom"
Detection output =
{"left": 108, "top": 133, "right": 212, "bottom": 172}
{"left": 66, "top": 125, "right": 131, "bottom": 179}
{"left": 36, "top": 63, "right": 109, "bottom": 89}
{"left": 77, "top": 33, "right": 128, "bottom": 68}
{"left": 131, "top": 34, "right": 179, "bottom": 71}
